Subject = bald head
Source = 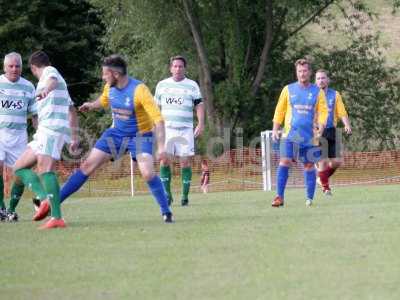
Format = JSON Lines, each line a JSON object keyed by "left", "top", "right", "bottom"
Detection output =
{"left": 3, "top": 52, "right": 22, "bottom": 82}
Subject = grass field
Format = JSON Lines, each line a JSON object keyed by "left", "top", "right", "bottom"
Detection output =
{"left": 1, "top": 185, "right": 400, "bottom": 300}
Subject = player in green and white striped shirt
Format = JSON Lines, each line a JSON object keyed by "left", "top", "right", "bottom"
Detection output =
{"left": 155, "top": 56, "right": 205, "bottom": 206}
{"left": 13, "top": 50, "right": 78, "bottom": 229}
{"left": 0, "top": 52, "right": 37, "bottom": 222}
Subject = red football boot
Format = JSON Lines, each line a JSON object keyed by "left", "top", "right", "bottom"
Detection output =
{"left": 271, "top": 195, "right": 284, "bottom": 207}
{"left": 32, "top": 200, "right": 50, "bottom": 221}
{"left": 39, "top": 218, "right": 66, "bottom": 230}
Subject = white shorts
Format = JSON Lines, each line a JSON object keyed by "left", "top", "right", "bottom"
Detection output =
{"left": 165, "top": 126, "right": 195, "bottom": 157}
{"left": 0, "top": 133, "right": 27, "bottom": 167}
{"left": 28, "top": 130, "right": 67, "bottom": 160}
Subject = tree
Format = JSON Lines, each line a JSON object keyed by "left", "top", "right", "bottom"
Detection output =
{"left": 0, "top": 0, "right": 104, "bottom": 105}
{"left": 91, "top": 0, "right": 400, "bottom": 150}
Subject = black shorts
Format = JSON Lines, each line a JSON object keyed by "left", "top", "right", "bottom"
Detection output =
{"left": 320, "top": 127, "right": 341, "bottom": 159}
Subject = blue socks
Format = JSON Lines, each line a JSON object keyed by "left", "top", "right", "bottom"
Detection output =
{"left": 304, "top": 169, "right": 316, "bottom": 200}
{"left": 60, "top": 170, "right": 171, "bottom": 216}
{"left": 60, "top": 169, "right": 89, "bottom": 203}
{"left": 276, "top": 165, "right": 289, "bottom": 198}
{"left": 147, "top": 176, "right": 171, "bottom": 215}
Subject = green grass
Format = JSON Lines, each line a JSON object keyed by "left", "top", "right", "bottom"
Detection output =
{"left": 1, "top": 185, "right": 400, "bottom": 300}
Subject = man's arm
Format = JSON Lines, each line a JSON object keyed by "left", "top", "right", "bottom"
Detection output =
{"left": 79, "top": 96, "right": 104, "bottom": 112}
{"left": 336, "top": 93, "right": 352, "bottom": 134}
{"left": 31, "top": 115, "right": 38, "bottom": 130}
{"left": 316, "top": 89, "right": 328, "bottom": 136}
{"left": 68, "top": 105, "right": 79, "bottom": 153}
{"left": 36, "top": 77, "right": 58, "bottom": 100}
{"left": 272, "top": 86, "right": 288, "bottom": 141}
{"left": 194, "top": 102, "right": 205, "bottom": 138}
{"left": 153, "top": 120, "right": 166, "bottom": 161}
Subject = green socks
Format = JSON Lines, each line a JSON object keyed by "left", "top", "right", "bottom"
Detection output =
{"left": 8, "top": 182, "right": 25, "bottom": 213}
{"left": 41, "top": 172, "right": 62, "bottom": 219}
{"left": 181, "top": 167, "right": 192, "bottom": 201}
{"left": 161, "top": 165, "right": 192, "bottom": 204}
{"left": 160, "top": 165, "right": 173, "bottom": 203}
{"left": 0, "top": 176, "right": 4, "bottom": 209}
{"left": 14, "top": 168, "right": 62, "bottom": 219}
{"left": 15, "top": 168, "right": 48, "bottom": 200}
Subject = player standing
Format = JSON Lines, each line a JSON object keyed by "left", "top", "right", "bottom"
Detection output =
{"left": 155, "top": 56, "right": 205, "bottom": 206}
{"left": 315, "top": 69, "right": 351, "bottom": 195}
{"left": 0, "top": 52, "right": 37, "bottom": 222}
{"left": 271, "top": 58, "right": 328, "bottom": 207}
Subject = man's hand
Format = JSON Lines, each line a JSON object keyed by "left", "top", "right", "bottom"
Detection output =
{"left": 344, "top": 125, "right": 352, "bottom": 135}
{"left": 194, "top": 123, "right": 204, "bottom": 138}
{"left": 79, "top": 102, "right": 93, "bottom": 112}
{"left": 272, "top": 129, "right": 280, "bottom": 142}
{"left": 69, "top": 139, "right": 79, "bottom": 155}
{"left": 35, "top": 89, "right": 50, "bottom": 101}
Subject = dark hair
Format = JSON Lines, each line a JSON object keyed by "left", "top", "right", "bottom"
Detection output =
{"left": 29, "top": 50, "right": 50, "bottom": 67}
{"left": 102, "top": 54, "right": 127, "bottom": 75}
{"left": 316, "top": 69, "right": 329, "bottom": 77}
{"left": 294, "top": 58, "right": 312, "bottom": 70}
{"left": 170, "top": 55, "right": 187, "bottom": 67}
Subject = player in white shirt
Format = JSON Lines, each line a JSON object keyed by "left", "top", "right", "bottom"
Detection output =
{"left": 155, "top": 56, "right": 205, "bottom": 206}
{"left": 13, "top": 50, "right": 78, "bottom": 229}
{"left": 0, "top": 52, "right": 37, "bottom": 222}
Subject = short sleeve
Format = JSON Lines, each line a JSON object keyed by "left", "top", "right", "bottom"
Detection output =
{"left": 135, "top": 83, "right": 163, "bottom": 124}
{"left": 99, "top": 84, "right": 110, "bottom": 108}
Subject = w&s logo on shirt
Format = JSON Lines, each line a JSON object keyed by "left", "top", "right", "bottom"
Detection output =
{"left": 0, "top": 99, "right": 24, "bottom": 110}
{"left": 165, "top": 97, "right": 183, "bottom": 105}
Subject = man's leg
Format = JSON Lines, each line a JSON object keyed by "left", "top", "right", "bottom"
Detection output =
{"left": 60, "top": 148, "right": 110, "bottom": 203}
{"left": 160, "top": 159, "right": 173, "bottom": 205}
{"left": 13, "top": 148, "right": 47, "bottom": 202}
{"left": 180, "top": 156, "right": 192, "bottom": 206}
{"left": 304, "top": 163, "right": 317, "bottom": 205}
{"left": 302, "top": 145, "right": 320, "bottom": 206}
{"left": 0, "top": 162, "right": 5, "bottom": 220}
{"left": 317, "top": 158, "right": 332, "bottom": 193}
{"left": 137, "top": 153, "right": 172, "bottom": 222}
{"left": 272, "top": 139, "right": 293, "bottom": 207}
{"left": 7, "top": 177, "right": 25, "bottom": 214}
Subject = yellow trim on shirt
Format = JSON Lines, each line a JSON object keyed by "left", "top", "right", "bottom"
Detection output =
{"left": 134, "top": 83, "right": 164, "bottom": 133}
{"left": 333, "top": 92, "right": 348, "bottom": 127}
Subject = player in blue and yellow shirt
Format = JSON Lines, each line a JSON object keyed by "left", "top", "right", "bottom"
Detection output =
{"left": 315, "top": 69, "right": 351, "bottom": 195}
{"left": 35, "top": 54, "right": 173, "bottom": 223}
{"left": 271, "top": 58, "right": 328, "bottom": 207}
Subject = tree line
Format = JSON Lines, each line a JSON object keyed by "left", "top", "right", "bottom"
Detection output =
{"left": 1, "top": 0, "right": 400, "bottom": 152}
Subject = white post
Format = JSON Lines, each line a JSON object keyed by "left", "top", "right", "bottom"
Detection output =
{"left": 130, "top": 158, "right": 135, "bottom": 197}
{"left": 261, "top": 130, "right": 273, "bottom": 191}
{"left": 265, "top": 131, "right": 272, "bottom": 191}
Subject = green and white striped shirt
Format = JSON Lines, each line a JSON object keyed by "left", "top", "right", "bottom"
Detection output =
{"left": 36, "top": 66, "right": 72, "bottom": 139}
{"left": 155, "top": 77, "right": 202, "bottom": 128}
{"left": 0, "top": 74, "right": 36, "bottom": 136}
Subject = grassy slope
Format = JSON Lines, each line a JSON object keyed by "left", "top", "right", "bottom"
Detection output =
{"left": 306, "top": 0, "right": 400, "bottom": 64}
{"left": 1, "top": 185, "right": 400, "bottom": 300}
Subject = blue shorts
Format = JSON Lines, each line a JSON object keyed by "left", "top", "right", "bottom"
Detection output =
{"left": 279, "top": 139, "right": 321, "bottom": 164}
{"left": 94, "top": 128, "right": 153, "bottom": 161}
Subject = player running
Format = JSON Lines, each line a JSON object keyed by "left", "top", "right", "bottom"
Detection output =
{"left": 35, "top": 54, "right": 173, "bottom": 223}
{"left": 13, "top": 50, "right": 78, "bottom": 229}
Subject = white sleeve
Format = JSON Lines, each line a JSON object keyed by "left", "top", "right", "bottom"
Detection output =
{"left": 42, "top": 66, "right": 59, "bottom": 82}
{"left": 154, "top": 82, "right": 161, "bottom": 106}
{"left": 192, "top": 81, "right": 202, "bottom": 100}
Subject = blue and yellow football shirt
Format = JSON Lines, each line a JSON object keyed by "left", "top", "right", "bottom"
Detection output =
{"left": 99, "top": 78, "right": 163, "bottom": 136}
{"left": 273, "top": 82, "right": 328, "bottom": 145}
